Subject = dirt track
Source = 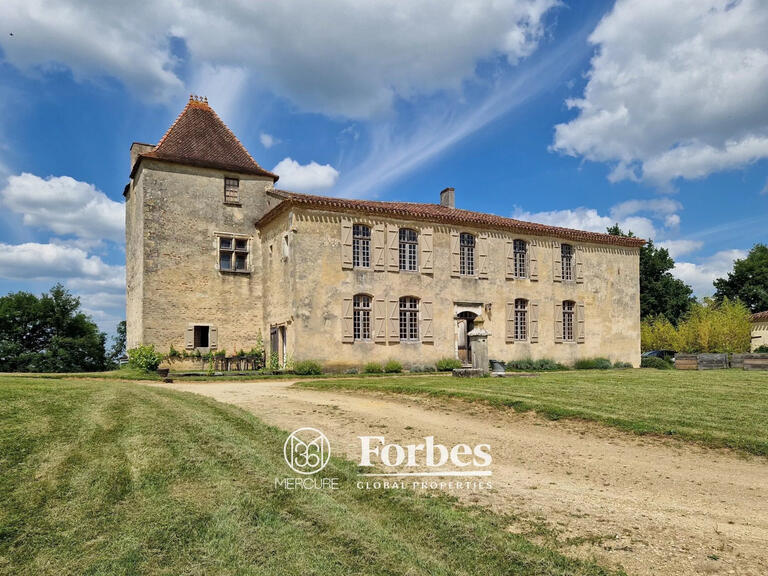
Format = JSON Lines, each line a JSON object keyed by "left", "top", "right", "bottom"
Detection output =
{"left": 153, "top": 380, "right": 768, "bottom": 576}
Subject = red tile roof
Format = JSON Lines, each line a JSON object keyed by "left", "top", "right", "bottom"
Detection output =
{"left": 130, "top": 96, "right": 278, "bottom": 180}
{"left": 256, "top": 190, "right": 646, "bottom": 247}
{"left": 752, "top": 311, "right": 768, "bottom": 322}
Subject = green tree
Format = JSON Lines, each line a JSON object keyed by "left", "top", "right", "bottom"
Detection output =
{"left": 608, "top": 225, "right": 694, "bottom": 324}
{"left": 713, "top": 244, "right": 768, "bottom": 313}
{"left": 108, "top": 320, "right": 127, "bottom": 365}
{"left": 0, "top": 284, "right": 108, "bottom": 372}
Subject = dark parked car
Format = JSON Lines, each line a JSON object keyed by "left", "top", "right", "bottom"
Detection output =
{"left": 642, "top": 350, "right": 676, "bottom": 362}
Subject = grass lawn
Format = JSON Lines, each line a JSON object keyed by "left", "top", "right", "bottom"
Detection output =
{"left": 298, "top": 369, "right": 768, "bottom": 456}
{"left": 0, "top": 376, "right": 620, "bottom": 576}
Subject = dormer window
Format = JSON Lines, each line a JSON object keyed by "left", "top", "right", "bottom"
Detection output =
{"left": 224, "top": 177, "right": 240, "bottom": 204}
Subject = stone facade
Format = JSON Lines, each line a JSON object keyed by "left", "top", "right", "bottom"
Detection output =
{"left": 125, "top": 99, "right": 642, "bottom": 369}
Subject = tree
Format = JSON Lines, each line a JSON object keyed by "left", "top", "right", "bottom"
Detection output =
{"left": 713, "top": 244, "right": 768, "bottom": 313}
{"left": 0, "top": 284, "right": 108, "bottom": 372}
{"left": 608, "top": 224, "right": 694, "bottom": 324}
{"left": 108, "top": 320, "right": 127, "bottom": 365}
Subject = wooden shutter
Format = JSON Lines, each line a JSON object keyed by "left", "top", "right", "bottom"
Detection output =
{"left": 341, "top": 218, "right": 353, "bottom": 269}
{"left": 575, "top": 246, "right": 585, "bottom": 283}
{"left": 421, "top": 300, "right": 433, "bottom": 343}
{"left": 505, "top": 302, "right": 514, "bottom": 343}
{"left": 342, "top": 298, "right": 354, "bottom": 343}
{"left": 450, "top": 230, "right": 460, "bottom": 277}
{"left": 478, "top": 233, "right": 489, "bottom": 279}
{"left": 554, "top": 303, "right": 564, "bottom": 343}
{"left": 530, "top": 301, "right": 539, "bottom": 343}
{"left": 373, "top": 223, "right": 386, "bottom": 271}
{"left": 209, "top": 326, "right": 218, "bottom": 349}
{"left": 505, "top": 241, "right": 515, "bottom": 280}
{"left": 185, "top": 326, "right": 194, "bottom": 349}
{"left": 553, "top": 242, "right": 562, "bottom": 282}
{"left": 387, "top": 224, "right": 399, "bottom": 271}
{"left": 388, "top": 299, "right": 400, "bottom": 343}
{"left": 529, "top": 240, "right": 539, "bottom": 281}
{"left": 421, "top": 227, "right": 433, "bottom": 273}
{"left": 577, "top": 302, "right": 586, "bottom": 343}
{"left": 374, "top": 298, "right": 386, "bottom": 343}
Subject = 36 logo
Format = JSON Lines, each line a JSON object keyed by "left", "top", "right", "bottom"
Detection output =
{"left": 284, "top": 427, "right": 331, "bottom": 475}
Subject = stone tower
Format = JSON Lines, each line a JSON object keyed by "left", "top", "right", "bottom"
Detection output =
{"left": 124, "top": 96, "right": 279, "bottom": 353}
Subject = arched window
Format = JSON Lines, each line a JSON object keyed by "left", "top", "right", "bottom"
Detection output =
{"left": 561, "top": 243, "right": 574, "bottom": 281}
{"left": 353, "top": 294, "right": 371, "bottom": 340}
{"left": 562, "top": 300, "right": 575, "bottom": 341}
{"left": 399, "top": 228, "right": 418, "bottom": 271}
{"left": 514, "top": 298, "right": 528, "bottom": 341}
{"left": 513, "top": 239, "right": 527, "bottom": 278}
{"left": 399, "top": 296, "right": 419, "bottom": 341}
{"left": 353, "top": 224, "right": 371, "bottom": 268}
{"left": 460, "top": 233, "right": 475, "bottom": 276}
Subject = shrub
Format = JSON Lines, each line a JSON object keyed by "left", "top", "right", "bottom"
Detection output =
{"left": 506, "top": 358, "right": 567, "bottom": 371}
{"left": 410, "top": 365, "right": 436, "bottom": 373}
{"left": 383, "top": 360, "right": 403, "bottom": 373}
{"left": 268, "top": 351, "right": 280, "bottom": 371}
{"left": 574, "top": 357, "right": 612, "bottom": 370}
{"left": 613, "top": 361, "right": 633, "bottom": 369}
{"left": 363, "top": 362, "right": 383, "bottom": 374}
{"left": 755, "top": 345, "right": 768, "bottom": 353}
{"left": 435, "top": 357, "right": 463, "bottom": 372}
{"left": 167, "top": 345, "right": 182, "bottom": 363}
{"left": 294, "top": 360, "right": 323, "bottom": 375}
{"left": 640, "top": 356, "right": 673, "bottom": 369}
{"left": 127, "top": 345, "right": 163, "bottom": 373}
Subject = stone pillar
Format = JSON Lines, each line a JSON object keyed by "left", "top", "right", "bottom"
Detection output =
{"left": 467, "top": 316, "right": 490, "bottom": 375}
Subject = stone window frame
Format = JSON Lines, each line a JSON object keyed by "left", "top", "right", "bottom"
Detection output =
{"left": 399, "top": 296, "right": 420, "bottom": 341}
{"left": 561, "top": 243, "right": 574, "bottom": 282}
{"left": 514, "top": 298, "right": 528, "bottom": 341}
{"left": 353, "top": 224, "right": 371, "bottom": 269}
{"left": 223, "top": 177, "right": 241, "bottom": 205}
{"left": 216, "top": 233, "right": 251, "bottom": 274}
{"left": 398, "top": 228, "right": 418, "bottom": 272}
{"left": 562, "top": 300, "right": 575, "bottom": 342}
{"left": 459, "top": 232, "right": 475, "bottom": 276}
{"left": 513, "top": 239, "right": 527, "bottom": 278}
{"left": 353, "top": 293, "right": 372, "bottom": 341}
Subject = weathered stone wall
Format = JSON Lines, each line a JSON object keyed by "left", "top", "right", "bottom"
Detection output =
{"left": 263, "top": 208, "right": 641, "bottom": 368}
{"left": 126, "top": 159, "right": 274, "bottom": 355}
{"left": 752, "top": 321, "right": 768, "bottom": 351}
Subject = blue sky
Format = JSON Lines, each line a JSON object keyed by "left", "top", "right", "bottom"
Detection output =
{"left": 0, "top": 0, "right": 766, "bottom": 335}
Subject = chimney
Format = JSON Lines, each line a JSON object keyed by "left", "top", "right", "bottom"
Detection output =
{"left": 440, "top": 187, "right": 455, "bottom": 208}
{"left": 130, "top": 142, "right": 154, "bottom": 175}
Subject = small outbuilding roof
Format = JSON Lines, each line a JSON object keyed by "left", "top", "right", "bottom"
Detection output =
{"left": 752, "top": 311, "right": 768, "bottom": 322}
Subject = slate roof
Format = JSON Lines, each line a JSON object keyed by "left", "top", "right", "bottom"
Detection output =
{"left": 130, "top": 96, "right": 278, "bottom": 180}
{"left": 256, "top": 190, "right": 646, "bottom": 248}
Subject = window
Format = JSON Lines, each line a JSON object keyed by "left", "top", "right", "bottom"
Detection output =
{"left": 399, "top": 228, "right": 418, "bottom": 271}
{"left": 513, "top": 239, "right": 527, "bottom": 278}
{"left": 561, "top": 244, "right": 574, "bottom": 281}
{"left": 460, "top": 233, "right": 475, "bottom": 276}
{"left": 219, "top": 235, "right": 249, "bottom": 272}
{"left": 514, "top": 299, "right": 528, "bottom": 341}
{"left": 224, "top": 177, "right": 240, "bottom": 204}
{"left": 562, "top": 300, "right": 575, "bottom": 342}
{"left": 399, "top": 297, "right": 419, "bottom": 341}
{"left": 194, "top": 325, "right": 209, "bottom": 348}
{"left": 353, "top": 294, "right": 372, "bottom": 340}
{"left": 353, "top": 224, "right": 371, "bottom": 268}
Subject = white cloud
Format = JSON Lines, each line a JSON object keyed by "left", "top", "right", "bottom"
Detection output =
{"left": 1, "top": 173, "right": 124, "bottom": 243}
{"left": 512, "top": 206, "right": 658, "bottom": 240}
{"left": 657, "top": 239, "right": 703, "bottom": 259}
{"left": 0, "top": 241, "right": 124, "bottom": 291}
{"left": 673, "top": 249, "right": 747, "bottom": 297}
{"left": 609, "top": 198, "right": 682, "bottom": 221}
{"left": 273, "top": 158, "right": 339, "bottom": 192}
{"left": 0, "top": 0, "right": 557, "bottom": 118}
{"left": 552, "top": 0, "right": 768, "bottom": 185}
{"left": 189, "top": 64, "right": 248, "bottom": 123}
{"left": 260, "top": 133, "right": 276, "bottom": 149}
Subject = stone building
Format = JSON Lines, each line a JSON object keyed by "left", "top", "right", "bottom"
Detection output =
{"left": 125, "top": 97, "right": 644, "bottom": 369}
{"left": 751, "top": 311, "right": 768, "bottom": 351}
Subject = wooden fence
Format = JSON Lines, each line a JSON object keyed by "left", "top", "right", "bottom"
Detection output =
{"left": 674, "top": 353, "right": 768, "bottom": 370}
